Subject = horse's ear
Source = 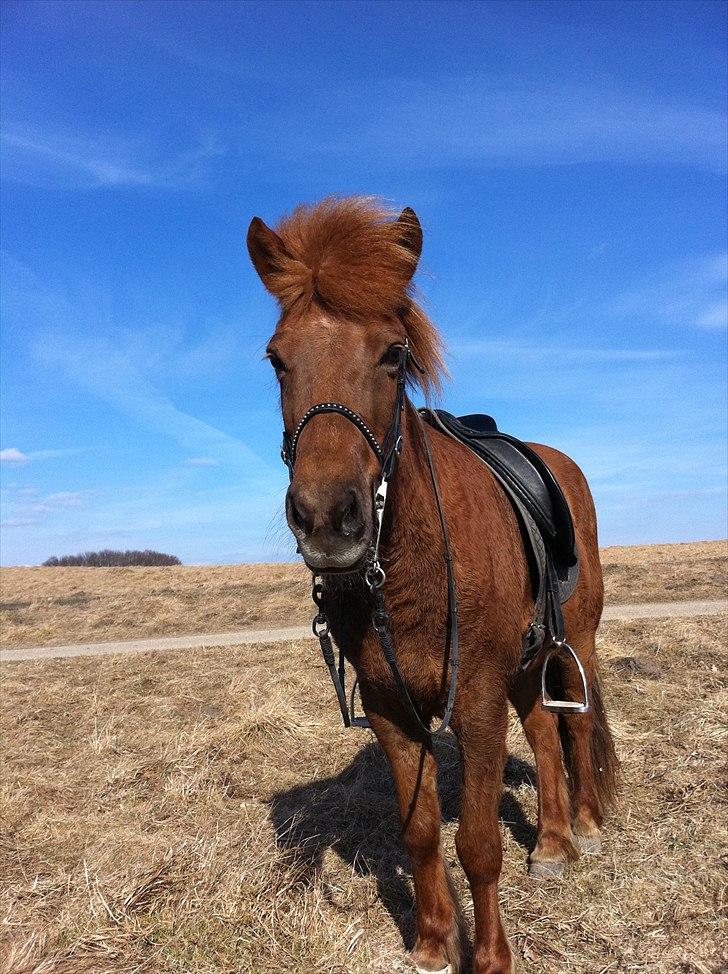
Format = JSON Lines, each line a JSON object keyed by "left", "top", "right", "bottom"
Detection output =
{"left": 395, "top": 207, "right": 423, "bottom": 276}
{"left": 247, "top": 217, "right": 291, "bottom": 292}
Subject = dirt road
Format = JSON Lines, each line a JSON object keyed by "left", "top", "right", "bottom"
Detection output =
{"left": 1, "top": 599, "right": 724, "bottom": 663}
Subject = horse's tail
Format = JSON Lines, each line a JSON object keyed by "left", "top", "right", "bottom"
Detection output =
{"left": 559, "top": 667, "right": 620, "bottom": 813}
{"left": 588, "top": 671, "right": 620, "bottom": 811}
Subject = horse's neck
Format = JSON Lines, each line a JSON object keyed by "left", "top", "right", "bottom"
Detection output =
{"left": 384, "top": 401, "right": 443, "bottom": 588}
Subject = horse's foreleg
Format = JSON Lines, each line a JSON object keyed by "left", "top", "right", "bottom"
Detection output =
{"left": 363, "top": 690, "right": 462, "bottom": 974}
{"left": 455, "top": 699, "right": 513, "bottom": 974}
{"left": 509, "top": 665, "right": 579, "bottom": 877}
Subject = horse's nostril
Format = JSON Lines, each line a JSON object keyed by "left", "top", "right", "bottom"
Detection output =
{"left": 291, "top": 502, "right": 305, "bottom": 531}
{"left": 336, "top": 492, "right": 363, "bottom": 539}
{"left": 288, "top": 490, "right": 312, "bottom": 536}
{"left": 340, "top": 501, "right": 356, "bottom": 537}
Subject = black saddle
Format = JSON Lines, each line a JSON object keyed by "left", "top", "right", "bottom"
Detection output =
{"left": 420, "top": 409, "right": 580, "bottom": 665}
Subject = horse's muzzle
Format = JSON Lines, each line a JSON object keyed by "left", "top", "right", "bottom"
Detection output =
{"left": 286, "top": 482, "right": 373, "bottom": 571}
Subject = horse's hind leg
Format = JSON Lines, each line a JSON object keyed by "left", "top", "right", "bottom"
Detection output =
{"left": 509, "top": 665, "right": 578, "bottom": 878}
{"left": 558, "top": 631, "right": 619, "bottom": 853}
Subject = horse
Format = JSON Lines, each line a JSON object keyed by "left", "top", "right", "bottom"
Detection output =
{"left": 247, "top": 197, "right": 619, "bottom": 974}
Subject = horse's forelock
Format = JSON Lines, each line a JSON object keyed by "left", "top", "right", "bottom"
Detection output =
{"left": 269, "top": 196, "right": 446, "bottom": 396}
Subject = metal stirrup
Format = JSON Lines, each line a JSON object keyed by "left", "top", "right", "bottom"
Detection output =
{"left": 541, "top": 639, "right": 590, "bottom": 714}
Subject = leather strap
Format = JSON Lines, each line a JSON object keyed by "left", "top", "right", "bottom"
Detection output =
{"left": 296, "top": 346, "right": 460, "bottom": 738}
{"left": 281, "top": 343, "right": 410, "bottom": 477}
{"left": 368, "top": 416, "right": 459, "bottom": 738}
{"left": 283, "top": 404, "right": 384, "bottom": 472}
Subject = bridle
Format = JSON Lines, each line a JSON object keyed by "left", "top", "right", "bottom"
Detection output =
{"left": 280, "top": 341, "right": 460, "bottom": 738}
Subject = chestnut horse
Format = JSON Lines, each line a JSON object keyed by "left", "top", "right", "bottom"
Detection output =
{"left": 247, "top": 198, "right": 618, "bottom": 974}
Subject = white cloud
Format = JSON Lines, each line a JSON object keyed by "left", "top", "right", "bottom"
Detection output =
{"left": 453, "top": 340, "right": 677, "bottom": 366}
{"left": 1, "top": 517, "right": 39, "bottom": 528}
{"left": 39, "top": 336, "right": 267, "bottom": 470}
{"left": 187, "top": 457, "right": 221, "bottom": 467}
{"left": 0, "top": 445, "right": 84, "bottom": 464}
{"left": 0, "top": 448, "right": 29, "bottom": 464}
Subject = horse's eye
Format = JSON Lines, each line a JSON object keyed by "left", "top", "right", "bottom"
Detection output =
{"left": 380, "top": 344, "right": 404, "bottom": 369}
{"left": 266, "top": 351, "right": 287, "bottom": 376}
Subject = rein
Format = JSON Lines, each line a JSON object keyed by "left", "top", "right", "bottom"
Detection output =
{"left": 280, "top": 342, "right": 460, "bottom": 738}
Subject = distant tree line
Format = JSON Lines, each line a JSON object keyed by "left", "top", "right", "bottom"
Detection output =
{"left": 42, "top": 549, "right": 182, "bottom": 567}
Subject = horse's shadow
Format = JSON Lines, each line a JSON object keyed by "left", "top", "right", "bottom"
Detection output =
{"left": 268, "top": 738, "right": 537, "bottom": 952}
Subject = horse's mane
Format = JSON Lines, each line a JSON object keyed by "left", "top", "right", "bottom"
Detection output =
{"left": 269, "top": 196, "right": 446, "bottom": 395}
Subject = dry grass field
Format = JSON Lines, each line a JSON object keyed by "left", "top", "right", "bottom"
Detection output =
{"left": 1, "top": 541, "right": 726, "bottom": 649}
{"left": 0, "top": 563, "right": 312, "bottom": 649}
{"left": 2, "top": 611, "right": 726, "bottom": 974}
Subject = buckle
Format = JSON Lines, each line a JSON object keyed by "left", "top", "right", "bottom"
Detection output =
{"left": 312, "top": 614, "right": 330, "bottom": 638}
{"left": 365, "top": 564, "right": 386, "bottom": 591}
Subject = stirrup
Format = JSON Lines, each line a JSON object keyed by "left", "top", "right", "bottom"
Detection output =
{"left": 349, "top": 677, "right": 371, "bottom": 729}
{"left": 541, "top": 640, "right": 591, "bottom": 714}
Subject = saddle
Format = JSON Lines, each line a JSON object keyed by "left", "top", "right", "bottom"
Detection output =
{"left": 420, "top": 409, "right": 580, "bottom": 668}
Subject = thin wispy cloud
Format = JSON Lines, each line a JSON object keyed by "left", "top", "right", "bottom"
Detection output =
{"left": 3, "top": 257, "right": 270, "bottom": 477}
{"left": 3, "top": 75, "right": 724, "bottom": 196}
{"left": 1, "top": 487, "right": 89, "bottom": 528}
{"left": 36, "top": 330, "right": 270, "bottom": 473}
{"left": 261, "top": 76, "right": 726, "bottom": 173}
{"left": 695, "top": 302, "right": 728, "bottom": 330}
{"left": 453, "top": 340, "right": 678, "bottom": 365}
{"left": 611, "top": 253, "right": 728, "bottom": 329}
{"left": 35, "top": 491, "right": 84, "bottom": 511}
{"left": 0, "top": 128, "right": 223, "bottom": 189}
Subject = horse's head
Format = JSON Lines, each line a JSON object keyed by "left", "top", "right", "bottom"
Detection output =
{"left": 247, "top": 198, "right": 443, "bottom": 572}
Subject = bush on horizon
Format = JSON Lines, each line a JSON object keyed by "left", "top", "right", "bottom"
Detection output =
{"left": 42, "top": 549, "right": 182, "bottom": 567}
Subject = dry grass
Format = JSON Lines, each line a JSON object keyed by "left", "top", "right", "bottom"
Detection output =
{"left": 600, "top": 540, "right": 727, "bottom": 604}
{"left": 1, "top": 613, "right": 726, "bottom": 973}
{"left": 0, "top": 564, "right": 311, "bottom": 649}
{"left": 1, "top": 541, "right": 726, "bottom": 650}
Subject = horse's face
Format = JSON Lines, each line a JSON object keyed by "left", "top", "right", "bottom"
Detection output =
{"left": 266, "top": 307, "right": 407, "bottom": 571}
{"left": 247, "top": 206, "right": 424, "bottom": 572}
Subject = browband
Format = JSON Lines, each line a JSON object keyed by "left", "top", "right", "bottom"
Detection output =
{"left": 280, "top": 342, "right": 410, "bottom": 477}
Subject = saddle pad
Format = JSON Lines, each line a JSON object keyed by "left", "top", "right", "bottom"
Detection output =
{"left": 419, "top": 409, "right": 579, "bottom": 595}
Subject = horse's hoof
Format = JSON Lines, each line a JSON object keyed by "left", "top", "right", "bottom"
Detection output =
{"left": 575, "top": 834, "right": 602, "bottom": 855}
{"left": 528, "top": 859, "right": 566, "bottom": 880}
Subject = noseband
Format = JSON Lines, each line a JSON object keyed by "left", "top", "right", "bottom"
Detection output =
{"left": 279, "top": 341, "right": 460, "bottom": 738}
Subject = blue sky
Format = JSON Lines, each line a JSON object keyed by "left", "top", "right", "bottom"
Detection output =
{"left": 1, "top": 0, "right": 726, "bottom": 566}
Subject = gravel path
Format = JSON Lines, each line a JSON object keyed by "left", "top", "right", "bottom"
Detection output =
{"left": 1, "top": 599, "right": 725, "bottom": 663}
